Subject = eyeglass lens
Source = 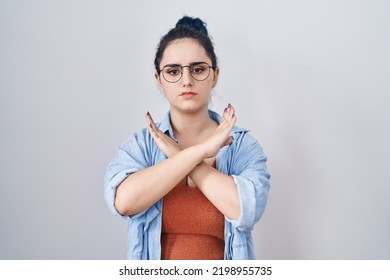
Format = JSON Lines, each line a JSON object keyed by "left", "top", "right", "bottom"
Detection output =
{"left": 161, "top": 63, "right": 211, "bottom": 83}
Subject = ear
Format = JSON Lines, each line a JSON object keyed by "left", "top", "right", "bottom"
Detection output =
{"left": 155, "top": 72, "right": 161, "bottom": 83}
{"left": 155, "top": 72, "right": 163, "bottom": 88}
{"left": 212, "top": 67, "right": 219, "bottom": 88}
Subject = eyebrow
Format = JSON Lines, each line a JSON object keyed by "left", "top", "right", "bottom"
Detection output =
{"left": 162, "top": 61, "right": 207, "bottom": 68}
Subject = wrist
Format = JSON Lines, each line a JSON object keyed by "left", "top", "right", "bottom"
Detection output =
{"left": 190, "top": 144, "right": 208, "bottom": 163}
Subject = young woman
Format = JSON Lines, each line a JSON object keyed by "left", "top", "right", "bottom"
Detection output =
{"left": 104, "top": 16, "right": 270, "bottom": 260}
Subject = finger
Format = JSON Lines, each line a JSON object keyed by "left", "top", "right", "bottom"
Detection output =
{"left": 227, "top": 103, "right": 234, "bottom": 118}
{"left": 227, "top": 104, "right": 236, "bottom": 124}
{"left": 221, "top": 104, "right": 235, "bottom": 127}
{"left": 146, "top": 112, "right": 161, "bottom": 140}
{"left": 222, "top": 136, "right": 234, "bottom": 147}
{"left": 146, "top": 112, "right": 153, "bottom": 131}
{"left": 221, "top": 106, "right": 227, "bottom": 122}
{"left": 146, "top": 111, "right": 155, "bottom": 127}
{"left": 148, "top": 112, "right": 163, "bottom": 132}
{"left": 231, "top": 112, "right": 236, "bottom": 125}
{"left": 221, "top": 103, "right": 231, "bottom": 123}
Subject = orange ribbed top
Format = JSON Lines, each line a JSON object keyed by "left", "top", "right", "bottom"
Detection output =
{"left": 161, "top": 177, "right": 225, "bottom": 260}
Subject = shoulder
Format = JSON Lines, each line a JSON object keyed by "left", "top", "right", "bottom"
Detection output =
{"left": 119, "top": 127, "right": 150, "bottom": 148}
{"left": 231, "top": 126, "right": 258, "bottom": 147}
{"left": 229, "top": 126, "right": 267, "bottom": 163}
{"left": 116, "top": 127, "right": 156, "bottom": 159}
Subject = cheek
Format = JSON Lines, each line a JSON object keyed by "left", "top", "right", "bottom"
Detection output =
{"left": 204, "top": 80, "right": 216, "bottom": 91}
{"left": 159, "top": 83, "right": 177, "bottom": 96}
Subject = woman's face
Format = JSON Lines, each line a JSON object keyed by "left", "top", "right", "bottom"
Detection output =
{"left": 156, "top": 38, "right": 219, "bottom": 114}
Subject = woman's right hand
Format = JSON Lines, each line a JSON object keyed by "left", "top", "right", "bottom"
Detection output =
{"left": 146, "top": 111, "right": 181, "bottom": 158}
{"left": 199, "top": 103, "right": 236, "bottom": 159}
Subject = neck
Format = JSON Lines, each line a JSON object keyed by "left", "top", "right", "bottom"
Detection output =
{"left": 170, "top": 107, "right": 215, "bottom": 140}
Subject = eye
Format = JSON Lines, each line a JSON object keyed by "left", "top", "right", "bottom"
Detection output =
{"left": 192, "top": 66, "right": 206, "bottom": 74}
{"left": 165, "top": 67, "right": 181, "bottom": 76}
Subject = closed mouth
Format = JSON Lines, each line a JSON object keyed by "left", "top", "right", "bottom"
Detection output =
{"left": 180, "top": 91, "right": 197, "bottom": 96}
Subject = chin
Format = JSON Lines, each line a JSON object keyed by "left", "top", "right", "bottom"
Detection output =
{"left": 174, "top": 104, "right": 207, "bottom": 114}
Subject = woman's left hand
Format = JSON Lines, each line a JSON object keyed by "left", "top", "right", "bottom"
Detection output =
{"left": 146, "top": 112, "right": 181, "bottom": 158}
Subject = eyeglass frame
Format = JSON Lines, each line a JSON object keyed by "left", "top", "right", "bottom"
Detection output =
{"left": 158, "top": 61, "right": 216, "bottom": 83}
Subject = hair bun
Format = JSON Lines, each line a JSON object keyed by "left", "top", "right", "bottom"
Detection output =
{"left": 175, "top": 16, "right": 208, "bottom": 36}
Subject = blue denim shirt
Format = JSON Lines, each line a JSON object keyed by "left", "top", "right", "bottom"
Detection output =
{"left": 104, "top": 110, "right": 270, "bottom": 260}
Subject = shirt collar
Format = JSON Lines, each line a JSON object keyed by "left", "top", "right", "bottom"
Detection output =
{"left": 158, "top": 110, "right": 248, "bottom": 139}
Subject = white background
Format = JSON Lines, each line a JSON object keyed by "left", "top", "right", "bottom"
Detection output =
{"left": 1, "top": 0, "right": 389, "bottom": 259}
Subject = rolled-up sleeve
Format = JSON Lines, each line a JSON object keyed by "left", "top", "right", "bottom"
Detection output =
{"left": 227, "top": 133, "right": 270, "bottom": 230}
{"left": 104, "top": 131, "right": 151, "bottom": 218}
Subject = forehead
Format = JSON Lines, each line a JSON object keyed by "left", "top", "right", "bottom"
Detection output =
{"left": 160, "top": 38, "right": 211, "bottom": 66}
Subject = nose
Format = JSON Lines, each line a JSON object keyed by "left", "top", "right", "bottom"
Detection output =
{"left": 181, "top": 66, "right": 193, "bottom": 87}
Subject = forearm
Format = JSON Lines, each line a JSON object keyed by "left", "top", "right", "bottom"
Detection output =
{"left": 188, "top": 162, "right": 240, "bottom": 220}
{"left": 115, "top": 145, "right": 205, "bottom": 216}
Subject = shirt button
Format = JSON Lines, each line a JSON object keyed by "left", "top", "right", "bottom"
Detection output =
{"left": 227, "top": 232, "right": 232, "bottom": 237}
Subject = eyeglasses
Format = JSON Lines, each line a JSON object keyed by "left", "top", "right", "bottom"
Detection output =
{"left": 160, "top": 62, "right": 215, "bottom": 83}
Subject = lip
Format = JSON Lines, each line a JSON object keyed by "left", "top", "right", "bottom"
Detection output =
{"left": 180, "top": 91, "right": 197, "bottom": 98}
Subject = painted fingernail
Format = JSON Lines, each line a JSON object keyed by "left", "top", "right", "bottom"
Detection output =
{"left": 224, "top": 108, "right": 227, "bottom": 113}
{"left": 228, "top": 103, "right": 232, "bottom": 108}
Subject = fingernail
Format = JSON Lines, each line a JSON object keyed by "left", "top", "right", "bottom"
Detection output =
{"left": 224, "top": 108, "right": 227, "bottom": 113}
{"left": 146, "top": 111, "right": 150, "bottom": 116}
{"left": 228, "top": 103, "right": 232, "bottom": 108}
